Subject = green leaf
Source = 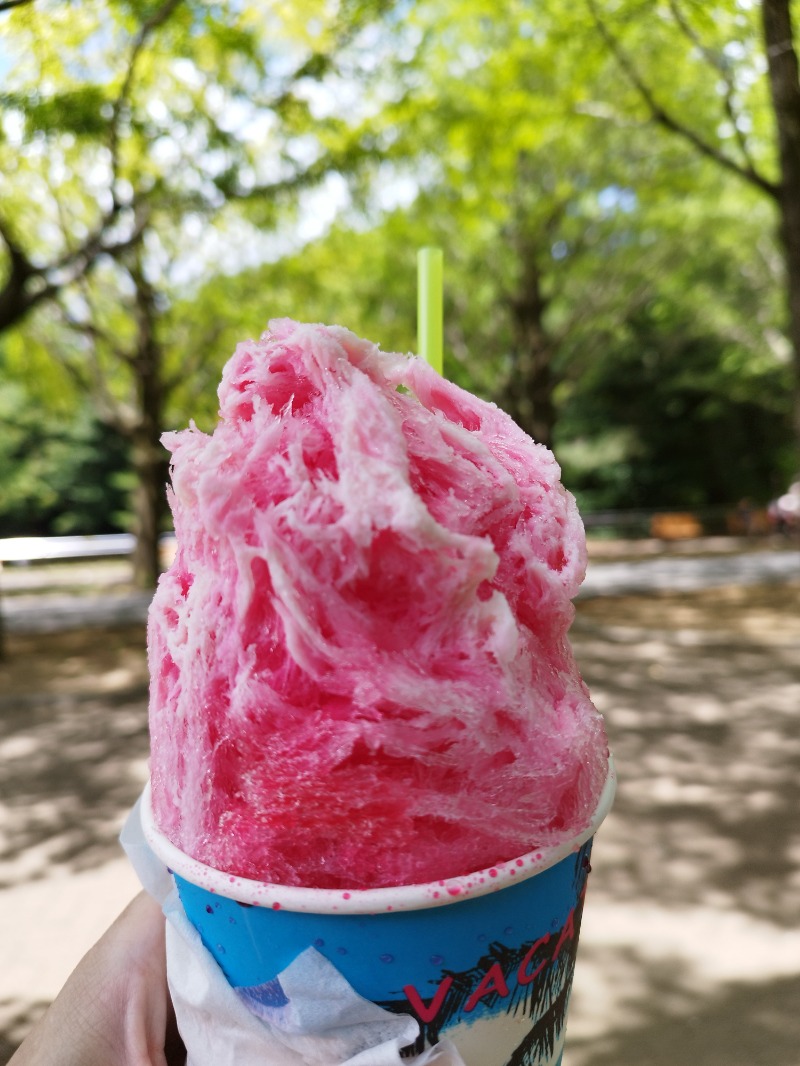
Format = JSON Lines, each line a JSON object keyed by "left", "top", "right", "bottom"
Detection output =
{"left": 14, "top": 87, "right": 111, "bottom": 139}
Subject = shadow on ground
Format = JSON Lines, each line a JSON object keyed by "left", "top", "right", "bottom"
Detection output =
{"left": 0, "top": 1000, "right": 49, "bottom": 1065}
{"left": 574, "top": 583, "right": 800, "bottom": 930}
{"left": 569, "top": 969, "right": 800, "bottom": 1065}
{"left": 1, "top": 580, "right": 798, "bottom": 1064}
{"left": 565, "top": 581, "right": 800, "bottom": 1065}
{"left": 0, "top": 625, "right": 150, "bottom": 888}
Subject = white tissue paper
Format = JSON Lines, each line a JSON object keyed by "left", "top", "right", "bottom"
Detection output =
{"left": 121, "top": 798, "right": 466, "bottom": 1066}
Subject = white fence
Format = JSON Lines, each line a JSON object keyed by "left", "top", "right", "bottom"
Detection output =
{"left": 0, "top": 534, "right": 137, "bottom": 564}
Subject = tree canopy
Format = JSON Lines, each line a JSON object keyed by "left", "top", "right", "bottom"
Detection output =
{"left": 1, "top": 0, "right": 796, "bottom": 570}
{"left": 1, "top": 0, "right": 396, "bottom": 582}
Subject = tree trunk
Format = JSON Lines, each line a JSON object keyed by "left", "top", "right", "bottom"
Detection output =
{"left": 762, "top": 0, "right": 800, "bottom": 458}
{"left": 129, "top": 262, "right": 167, "bottom": 590}
{"left": 0, "top": 226, "right": 43, "bottom": 333}
{"left": 505, "top": 256, "right": 557, "bottom": 448}
{"left": 131, "top": 430, "right": 167, "bottom": 590}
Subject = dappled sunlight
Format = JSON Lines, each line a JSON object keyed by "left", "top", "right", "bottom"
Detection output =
{"left": 0, "top": 1000, "right": 49, "bottom": 1065}
{"left": 569, "top": 946, "right": 800, "bottom": 1065}
{"left": 566, "top": 582, "right": 800, "bottom": 1063}
{"left": 0, "top": 626, "right": 149, "bottom": 888}
{"left": 0, "top": 624, "right": 149, "bottom": 698}
{"left": 0, "top": 578, "right": 798, "bottom": 1063}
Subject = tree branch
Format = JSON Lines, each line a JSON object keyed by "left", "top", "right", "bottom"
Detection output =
{"left": 587, "top": 0, "right": 780, "bottom": 199}
{"left": 56, "top": 288, "right": 140, "bottom": 431}
{"left": 51, "top": 196, "right": 150, "bottom": 276}
{"left": 667, "top": 0, "right": 758, "bottom": 171}
{"left": 109, "top": 0, "right": 184, "bottom": 200}
{"left": 0, "top": 214, "right": 34, "bottom": 278}
{"left": 0, "top": 214, "right": 59, "bottom": 330}
{"left": 0, "top": 0, "right": 163, "bottom": 334}
{"left": 249, "top": 0, "right": 395, "bottom": 138}
{"left": 229, "top": 137, "right": 384, "bottom": 203}
{"left": 0, "top": 0, "right": 35, "bottom": 11}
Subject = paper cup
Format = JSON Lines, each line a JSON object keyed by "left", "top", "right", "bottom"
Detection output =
{"left": 142, "top": 760, "right": 615, "bottom": 1065}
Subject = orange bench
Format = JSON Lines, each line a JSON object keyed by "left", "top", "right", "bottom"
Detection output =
{"left": 649, "top": 512, "right": 703, "bottom": 540}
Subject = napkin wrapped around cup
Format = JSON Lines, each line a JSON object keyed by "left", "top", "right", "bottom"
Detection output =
{"left": 121, "top": 797, "right": 466, "bottom": 1066}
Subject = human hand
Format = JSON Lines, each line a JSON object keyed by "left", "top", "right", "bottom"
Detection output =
{"left": 9, "top": 891, "right": 185, "bottom": 1066}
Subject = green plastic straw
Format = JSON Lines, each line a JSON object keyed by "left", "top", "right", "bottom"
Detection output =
{"left": 417, "top": 247, "right": 443, "bottom": 375}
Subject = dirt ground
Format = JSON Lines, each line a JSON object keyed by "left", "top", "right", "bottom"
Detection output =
{"left": 1, "top": 577, "right": 799, "bottom": 1064}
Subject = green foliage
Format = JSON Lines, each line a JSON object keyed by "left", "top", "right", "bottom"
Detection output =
{"left": 242, "top": 0, "right": 793, "bottom": 494}
{"left": 0, "top": 385, "right": 132, "bottom": 537}
{"left": 583, "top": 0, "right": 779, "bottom": 186}
{"left": 11, "top": 86, "right": 111, "bottom": 139}
{"left": 164, "top": 216, "right": 422, "bottom": 433}
{"left": 556, "top": 297, "right": 794, "bottom": 510}
{"left": 0, "top": 0, "right": 396, "bottom": 568}
{"left": 0, "top": 0, "right": 796, "bottom": 528}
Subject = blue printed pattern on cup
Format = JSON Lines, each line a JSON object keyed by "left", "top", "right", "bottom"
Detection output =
{"left": 175, "top": 842, "right": 591, "bottom": 1065}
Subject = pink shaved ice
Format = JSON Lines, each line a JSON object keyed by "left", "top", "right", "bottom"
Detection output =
{"left": 147, "top": 319, "right": 608, "bottom": 890}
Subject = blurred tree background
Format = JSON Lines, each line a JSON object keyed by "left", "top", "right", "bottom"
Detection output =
{"left": 1, "top": 0, "right": 797, "bottom": 585}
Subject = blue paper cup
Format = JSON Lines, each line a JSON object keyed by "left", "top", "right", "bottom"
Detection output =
{"left": 142, "top": 761, "right": 615, "bottom": 1065}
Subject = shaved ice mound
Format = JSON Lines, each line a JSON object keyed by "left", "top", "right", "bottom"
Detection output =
{"left": 147, "top": 319, "right": 609, "bottom": 890}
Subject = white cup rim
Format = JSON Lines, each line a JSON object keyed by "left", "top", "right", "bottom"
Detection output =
{"left": 140, "top": 756, "right": 616, "bottom": 914}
